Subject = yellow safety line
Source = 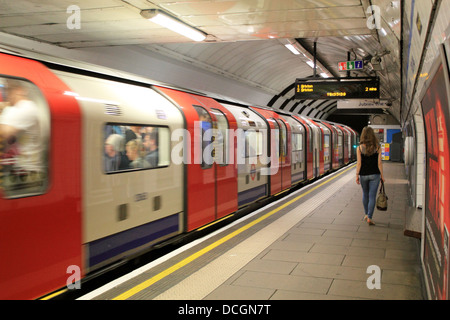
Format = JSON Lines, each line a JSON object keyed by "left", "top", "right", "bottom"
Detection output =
{"left": 196, "top": 214, "right": 234, "bottom": 231}
{"left": 39, "top": 288, "right": 68, "bottom": 300}
{"left": 112, "top": 164, "right": 356, "bottom": 300}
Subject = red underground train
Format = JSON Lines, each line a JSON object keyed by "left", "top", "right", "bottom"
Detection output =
{"left": 0, "top": 52, "right": 358, "bottom": 299}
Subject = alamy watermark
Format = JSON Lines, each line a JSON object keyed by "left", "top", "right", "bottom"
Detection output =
{"left": 67, "top": 5, "right": 81, "bottom": 30}
{"left": 366, "top": 5, "right": 382, "bottom": 30}
{"left": 66, "top": 265, "right": 81, "bottom": 290}
{"left": 366, "top": 265, "right": 381, "bottom": 290}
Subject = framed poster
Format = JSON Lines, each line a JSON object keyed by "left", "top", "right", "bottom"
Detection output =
{"left": 420, "top": 41, "right": 450, "bottom": 300}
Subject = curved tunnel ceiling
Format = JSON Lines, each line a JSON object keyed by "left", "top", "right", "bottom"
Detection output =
{"left": 142, "top": 30, "right": 401, "bottom": 122}
{"left": 0, "top": 0, "right": 402, "bottom": 123}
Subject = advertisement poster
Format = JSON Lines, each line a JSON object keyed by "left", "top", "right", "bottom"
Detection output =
{"left": 421, "top": 50, "right": 450, "bottom": 300}
{"left": 381, "top": 143, "right": 390, "bottom": 161}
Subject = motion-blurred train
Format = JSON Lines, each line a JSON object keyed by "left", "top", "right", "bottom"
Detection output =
{"left": 0, "top": 52, "right": 358, "bottom": 299}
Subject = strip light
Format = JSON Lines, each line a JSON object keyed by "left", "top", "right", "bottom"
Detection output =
{"left": 284, "top": 44, "right": 300, "bottom": 55}
{"left": 141, "top": 9, "right": 206, "bottom": 42}
{"left": 306, "top": 60, "right": 315, "bottom": 68}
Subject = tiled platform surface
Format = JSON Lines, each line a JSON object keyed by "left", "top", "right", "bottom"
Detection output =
{"left": 205, "top": 162, "right": 424, "bottom": 300}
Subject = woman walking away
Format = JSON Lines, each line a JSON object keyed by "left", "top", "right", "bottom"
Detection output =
{"left": 356, "top": 126, "right": 385, "bottom": 225}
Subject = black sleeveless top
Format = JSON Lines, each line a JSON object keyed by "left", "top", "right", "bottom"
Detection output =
{"left": 359, "top": 145, "right": 380, "bottom": 176}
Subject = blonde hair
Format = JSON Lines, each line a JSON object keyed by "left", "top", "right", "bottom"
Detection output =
{"left": 126, "top": 139, "right": 145, "bottom": 157}
{"left": 360, "top": 126, "right": 380, "bottom": 156}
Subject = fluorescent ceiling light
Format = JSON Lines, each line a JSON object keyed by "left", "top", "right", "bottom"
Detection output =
{"left": 141, "top": 9, "right": 206, "bottom": 42}
{"left": 306, "top": 60, "right": 315, "bottom": 68}
{"left": 285, "top": 44, "right": 300, "bottom": 55}
{"left": 320, "top": 73, "right": 330, "bottom": 78}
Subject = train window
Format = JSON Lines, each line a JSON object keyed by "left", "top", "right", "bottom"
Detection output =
{"left": 324, "top": 134, "right": 330, "bottom": 161}
{"left": 0, "top": 77, "right": 50, "bottom": 199}
{"left": 338, "top": 132, "right": 343, "bottom": 147}
{"left": 318, "top": 128, "right": 322, "bottom": 151}
{"left": 276, "top": 119, "right": 287, "bottom": 159}
{"left": 210, "top": 108, "right": 229, "bottom": 166}
{"left": 270, "top": 118, "right": 280, "bottom": 159}
{"left": 245, "top": 130, "right": 263, "bottom": 158}
{"left": 324, "top": 134, "right": 330, "bottom": 149}
{"left": 292, "top": 133, "right": 303, "bottom": 151}
{"left": 193, "top": 106, "right": 213, "bottom": 169}
{"left": 103, "top": 124, "right": 170, "bottom": 173}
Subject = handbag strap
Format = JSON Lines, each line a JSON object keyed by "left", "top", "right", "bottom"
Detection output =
{"left": 379, "top": 181, "right": 388, "bottom": 199}
{"left": 379, "top": 180, "right": 385, "bottom": 194}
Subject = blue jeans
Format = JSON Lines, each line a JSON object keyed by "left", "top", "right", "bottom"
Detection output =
{"left": 360, "top": 174, "right": 381, "bottom": 219}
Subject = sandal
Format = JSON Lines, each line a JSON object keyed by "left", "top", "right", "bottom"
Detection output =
{"left": 363, "top": 215, "right": 368, "bottom": 221}
{"left": 367, "top": 219, "right": 375, "bottom": 226}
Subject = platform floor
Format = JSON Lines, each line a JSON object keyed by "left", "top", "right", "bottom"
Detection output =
{"left": 82, "top": 162, "right": 424, "bottom": 300}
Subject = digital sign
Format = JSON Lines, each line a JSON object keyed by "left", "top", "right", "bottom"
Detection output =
{"left": 295, "top": 78, "right": 380, "bottom": 100}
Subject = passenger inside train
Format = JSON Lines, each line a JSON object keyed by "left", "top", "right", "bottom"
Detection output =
{"left": 104, "top": 133, "right": 128, "bottom": 172}
{"left": 142, "top": 130, "right": 159, "bottom": 167}
{"left": 0, "top": 78, "right": 48, "bottom": 198}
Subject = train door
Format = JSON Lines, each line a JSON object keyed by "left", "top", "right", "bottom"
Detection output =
{"left": 320, "top": 121, "right": 340, "bottom": 170}
{"left": 317, "top": 122, "right": 331, "bottom": 172}
{"left": 337, "top": 125, "right": 350, "bottom": 164}
{"left": 268, "top": 117, "right": 282, "bottom": 195}
{"left": 293, "top": 116, "right": 313, "bottom": 180}
{"left": 282, "top": 115, "right": 306, "bottom": 184}
{"left": 191, "top": 95, "right": 238, "bottom": 220}
{"left": 303, "top": 117, "right": 321, "bottom": 178}
{"left": 275, "top": 118, "right": 292, "bottom": 191}
{"left": 309, "top": 119, "right": 325, "bottom": 176}
{"left": 344, "top": 127, "right": 352, "bottom": 162}
{"left": 334, "top": 125, "right": 344, "bottom": 166}
{"left": 191, "top": 105, "right": 218, "bottom": 227}
{"left": 248, "top": 107, "right": 282, "bottom": 195}
{"left": 313, "top": 124, "right": 322, "bottom": 177}
{"left": 345, "top": 126, "right": 357, "bottom": 161}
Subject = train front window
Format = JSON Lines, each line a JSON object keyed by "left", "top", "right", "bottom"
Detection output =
{"left": 0, "top": 77, "right": 50, "bottom": 199}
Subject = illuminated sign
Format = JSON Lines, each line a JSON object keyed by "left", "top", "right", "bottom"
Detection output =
{"left": 337, "top": 100, "right": 390, "bottom": 109}
{"left": 338, "top": 60, "right": 364, "bottom": 71}
{"left": 295, "top": 78, "right": 380, "bottom": 100}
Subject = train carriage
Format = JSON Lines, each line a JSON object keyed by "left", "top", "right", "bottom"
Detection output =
{"left": 54, "top": 71, "right": 186, "bottom": 273}
{"left": 218, "top": 104, "right": 269, "bottom": 208}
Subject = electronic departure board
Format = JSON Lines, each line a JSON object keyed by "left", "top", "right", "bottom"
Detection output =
{"left": 295, "top": 78, "right": 380, "bottom": 100}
